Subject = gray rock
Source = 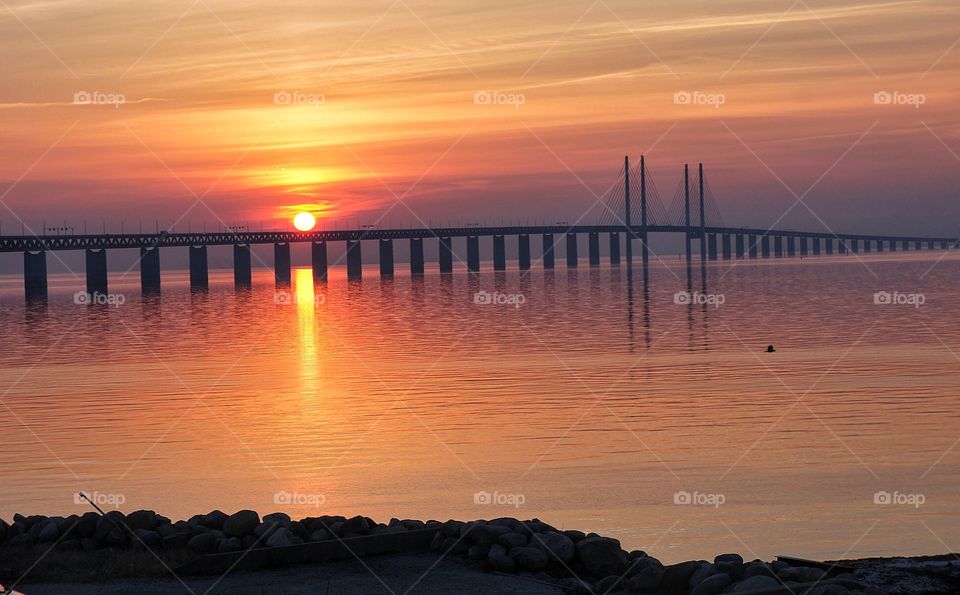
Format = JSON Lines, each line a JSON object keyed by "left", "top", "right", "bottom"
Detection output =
{"left": 467, "top": 543, "right": 489, "bottom": 560}
{"left": 262, "top": 512, "right": 291, "bottom": 527}
{"left": 77, "top": 512, "right": 98, "bottom": 538}
{"left": 309, "top": 529, "right": 330, "bottom": 542}
{"left": 689, "top": 562, "right": 714, "bottom": 588}
{"left": 509, "top": 546, "right": 549, "bottom": 571}
{"left": 341, "top": 515, "right": 371, "bottom": 535}
{"left": 266, "top": 527, "right": 299, "bottom": 548}
{"left": 132, "top": 528, "right": 162, "bottom": 547}
{"left": 488, "top": 544, "right": 516, "bottom": 573}
{"left": 187, "top": 533, "right": 216, "bottom": 554}
{"left": 217, "top": 537, "right": 242, "bottom": 553}
{"left": 628, "top": 564, "right": 666, "bottom": 591}
{"left": 468, "top": 523, "right": 511, "bottom": 545}
{"left": 661, "top": 561, "right": 700, "bottom": 594}
{"left": 733, "top": 575, "right": 780, "bottom": 592}
{"left": 223, "top": 510, "right": 260, "bottom": 537}
{"left": 499, "top": 532, "right": 527, "bottom": 549}
{"left": 126, "top": 510, "right": 158, "bottom": 531}
{"left": 38, "top": 520, "right": 60, "bottom": 543}
{"left": 691, "top": 572, "right": 732, "bottom": 595}
{"left": 162, "top": 532, "right": 190, "bottom": 548}
{"left": 743, "top": 561, "right": 776, "bottom": 579}
{"left": 530, "top": 531, "right": 575, "bottom": 564}
{"left": 714, "top": 553, "right": 744, "bottom": 565}
{"left": 200, "top": 510, "right": 227, "bottom": 530}
{"left": 596, "top": 575, "right": 626, "bottom": 593}
{"left": 563, "top": 530, "right": 586, "bottom": 542}
{"left": 575, "top": 536, "right": 628, "bottom": 577}
{"left": 441, "top": 520, "right": 465, "bottom": 536}
{"left": 8, "top": 533, "right": 36, "bottom": 547}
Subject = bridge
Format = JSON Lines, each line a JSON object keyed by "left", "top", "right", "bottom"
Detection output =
{"left": 5, "top": 156, "right": 957, "bottom": 299}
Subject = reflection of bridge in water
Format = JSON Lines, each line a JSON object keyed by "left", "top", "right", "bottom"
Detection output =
{"left": 5, "top": 156, "right": 957, "bottom": 299}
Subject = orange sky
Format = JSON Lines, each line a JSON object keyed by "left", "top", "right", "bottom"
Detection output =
{"left": 1, "top": 0, "right": 959, "bottom": 235}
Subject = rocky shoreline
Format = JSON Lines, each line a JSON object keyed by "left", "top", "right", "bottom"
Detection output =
{"left": 0, "top": 509, "right": 950, "bottom": 594}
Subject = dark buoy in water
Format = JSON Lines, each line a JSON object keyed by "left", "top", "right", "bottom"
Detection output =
{"left": 766, "top": 345, "right": 776, "bottom": 353}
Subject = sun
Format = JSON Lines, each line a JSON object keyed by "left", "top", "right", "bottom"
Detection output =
{"left": 293, "top": 211, "right": 316, "bottom": 232}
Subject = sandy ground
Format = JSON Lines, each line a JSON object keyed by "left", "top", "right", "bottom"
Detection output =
{"left": 17, "top": 552, "right": 564, "bottom": 595}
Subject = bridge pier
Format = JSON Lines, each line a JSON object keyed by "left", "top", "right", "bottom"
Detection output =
{"left": 588, "top": 232, "right": 600, "bottom": 266}
{"left": 409, "top": 238, "right": 424, "bottom": 275}
{"left": 749, "top": 235, "right": 758, "bottom": 259}
{"left": 189, "top": 245, "right": 208, "bottom": 289}
{"left": 863, "top": 239, "right": 871, "bottom": 253}
{"left": 312, "top": 241, "right": 328, "bottom": 282}
{"left": 916, "top": 240, "right": 923, "bottom": 251}
{"left": 140, "top": 246, "right": 161, "bottom": 293}
{"left": 902, "top": 240, "right": 909, "bottom": 251}
{"left": 839, "top": 239, "right": 848, "bottom": 255}
{"left": 851, "top": 239, "right": 860, "bottom": 254}
{"left": 518, "top": 234, "right": 531, "bottom": 270}
{"left": 85, "top": 248, "right": 108, "bottom": 295}
{"left": 566, "top": 233, "right": 577, "bottom": 267}
{"left": 466, "top": 236, "right": 480, "bottom": 272}
{"left": 609, "top": 232, "right": 620, "bottom": 265}
{"left": 800, "top": 236, "right": 808, "bottom": 257}
{"left": 493, "top": 235, "right": 506, "bottom": 271}
{"left": 735, "top": 235, "right": 745, "bottom": 259}
{"left": 24, "top": 250, "right": 47, "bottom": 300}
{"left": 346, "top": 240, "right": 362, "bottom": 279}
{"left": 942, "top": 240, "right": 950, "bottom": 250}
{"left": 888, "top": 239, "right": 896, "bottom": 252}
{"left": 721, "top": 234, "right": 731, "bottom": 260}
{"left": 708, "top": 234, "right": 718, "bottom": 260}
{"left": 876, "top": 239, "right": 884, "bottom": 253}
{"left": 379, "top": 239, "right": 394, "bottom": 277}
{"left": 761, "top": 235, "right": 770, "bottom": 258}
{"left": 233, "top": 244, "right": 252, "bottom": 287}
{"left": 825, "top": 238, "right": 833, "bottom": 255}
{"left": 274, "top": 243, "right": 291, "bottom": 284}
{"left": 542, "top": 234, "right": 555, "bottom": 269}
{"left": 439, "top": 237, "right": 453, "bottom": 274}
{"left": 774, "top": 236, "right": 783, "bottom": 258}
{"left": 786, "top": 236, "right": 796, "bottom": 257}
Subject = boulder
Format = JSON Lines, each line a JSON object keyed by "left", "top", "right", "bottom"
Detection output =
{"left": 563, "top": 530, "right": 586, "bottom": 542}
{"left": 7, "top": 533, "right": 35, "bottom": 547}
{"left": 530, "top": 531, "right": 575, "bottom": 564}
{"left": 187, "top": 533, "right": 216, "bottom": 554}
{"left": 499, "top": 532, "right": 527, "bottom": 549}
{"left": 689, "top": 562, "right": 715, "bottom": 589}
{"left": 77, "top": 512, "right": 98, "bottom": 538}
{"left": 691, "top": 572, "right": 732, "bottom": 595}
{"left": 575, "top": 536, "right": 628, "bottom": 577}
{"left": 341, "top": 515, "right": 371, "bottom": 535}
{"left": 162, "top": 532, "right": 190, "bottom": 549}
{"left": 628, "top": 564, "right": 665, "bottom": 591}
{"left": 596, "top": 575, "right": 626, "bottom": 593}
{"left": 200, "top": 510, "right": 227, "bottom": 530}
{"left": 713, "top": 553, "right": 744, "bottom": 578}
{"left": 488, "top": 544, "right": 516, "bottom": 573}
{"left": 223, "top": 510, "right": 260, "bottom": 537}
{"left": 743, "top": 561, "right": 776, "bottom": 579}
{"left": 266, "top": 527, "right": 300, "bottom": 548}
{"left": 37, "top": 520, "right": 60, "bottom": 543}
{"left": 466, "top": 523, "right": 511, "bottom": 545}
{"left": 661, "top": 561, "right": 701, "bottom": 595}
{"left": 126, "top": 510, "right": 158, "bottom": 531}
{"left": 467, "top": 544, "right": 489, "bottom": 560}
{"left": 509, "top": 546, "right": 549, "bottom": 571}
{"left": 132, "top": 528, "right": 162, "bottom": 547}
{"left": 441, "top": 520, "right": 465, "bottom": 536}
{"left": 309, "top": 529, "right": 330, "bottom": 542}
{"left": 733, "top": 575, "right": 780, "bottom": 592}
{"left": 217, "top": 537, "right": 242, "bottom": 553}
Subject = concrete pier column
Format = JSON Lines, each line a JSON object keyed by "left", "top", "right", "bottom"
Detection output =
{"left": 812, "top": 237, "right": 820, "bottom": 256}
{"left": 379, "top": 239, "right": 394, "bottom": 277}
{"left": 518, "top": 234, "right": 531, "bottom": 270}
{"left": 85, "top": 248, "right": 108, "bottom": 295}
{"left": 140, "top": 246, "right": 161, "bottom": 293}
{"left": 888, "top": 239, "right": 896, "bottom": 252}
{"left": 707, "top": 234, "right": 718, "bottom": 260}
{"left": 23, "top": 250, "right": 47, "bottom": 300}
{"left": 609, "top": 232, "right": 620, "bottom": 266}
{"left": 851, "top": 239, "right": 860, "bottom": 254}
{"left": 346, "top": 240, "right": 362, "bottom": 279}
{"left": 565, "top": 233, "right": 577, "bottom": 267}
{"left": 439, "top": 237, "right": 453, "bottom": 274}
{"left": 902, "top": 240, "right": 910, "bottom": 251}
{"left": 916, "top": 240, "right": 923, "bottom": 250}
{"left": 409, "top": 238, "right": 424, "bottom": 276}
{"left": 542, "top": 234, "right": 555, "bottom": 269}
{"left": 748, "top": 235, "right": 758, "bottom": 259}
{"left": 825, "top": 238, "right": 833, "bottom": 255}
{"left": 800, "top": 236, "right": 808, "bottom": 257}
{"left": 735, "top": 235, "right": 745, "bottom": 259}
{"left": 839, "top": 239, "right": 848, "bottom": 255}
{"left": 774, "top": 236, "right": 783, "bottom": 257}
{"left": 787, "top": 236, "right": 796, "bottom": 257}
{"left": 721, "top": 234, "right": 731, "bottom": 260}
{"left": 942, "top": 240, "right": 949, "bottom": 250}
{"left": 274, "top": 243, "right": 291, "bottom": 284}
{"left": 863, "top": 239, "right": 872, "bottom": 253}
{"left": 761, "top": 235, "right": 771, "bottom": 258}
{"left": 466, "top": 236, "right": 480, "bottom": 272}
{"left": 312, "top": 241, "right": 328, "bottom": 282}
{"left": 588, "top": 232, "right": 600, "bottom": 266}
{"left": 493, "top": 235, "right": 506, "bottom": 271}
{"left": 233, "top": 244, "right": 252, "bottom": 287}
{"left": 876, "top": 238, "right": 884, "bottom": 253}
{"left": 189, "top": 245, "right": 208, "bottom": 289}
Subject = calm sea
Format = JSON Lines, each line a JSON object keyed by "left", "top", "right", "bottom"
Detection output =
{"left": 2, "top": 253, "right": 958, "bottom": 563}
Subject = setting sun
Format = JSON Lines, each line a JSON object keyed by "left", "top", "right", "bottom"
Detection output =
{"left": 293, "top": 211, "right": 316, "bottom": 231}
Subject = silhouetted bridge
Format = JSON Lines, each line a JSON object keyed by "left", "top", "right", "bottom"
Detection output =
{"left": 5, "top": 158, "right": 957, "bottom": 299}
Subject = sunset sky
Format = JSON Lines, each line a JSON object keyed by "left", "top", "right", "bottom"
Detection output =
{"left": 2, "top": 0, "right": 960, "bottom": 237}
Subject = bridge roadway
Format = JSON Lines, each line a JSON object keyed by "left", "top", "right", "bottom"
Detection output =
{"left": 4, "top": 224, "right": 957, "bottom": 300}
